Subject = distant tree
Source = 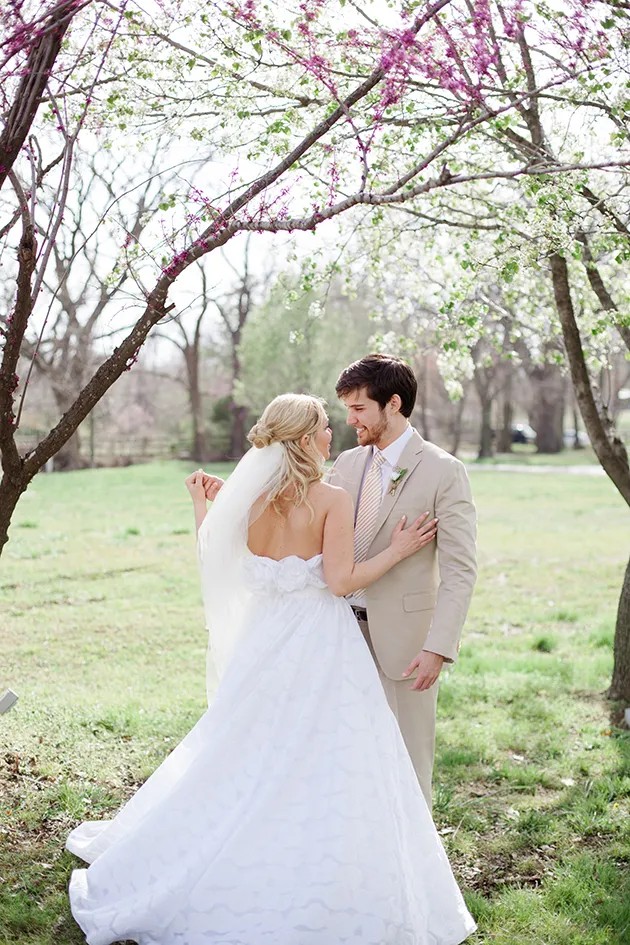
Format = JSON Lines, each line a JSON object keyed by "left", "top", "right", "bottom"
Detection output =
{"left": 17, "top": 146, "right": 173, "bottom": 468}
{"left": 157, "top": 263, "right": 216, "bottom": 463}
{"left": 212, "top": 240, "right": 272, "bottom": 460}
{"left": 237, "top": 275, "right": 373, "bottom": 450}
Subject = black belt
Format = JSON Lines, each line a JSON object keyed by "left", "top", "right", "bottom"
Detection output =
{"left": 351, "top": 606, "right": 368, "bottom": 622}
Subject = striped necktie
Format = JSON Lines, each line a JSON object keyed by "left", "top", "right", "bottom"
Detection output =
{"left": 353, "top": 451, "right": 386, "bottom": 594}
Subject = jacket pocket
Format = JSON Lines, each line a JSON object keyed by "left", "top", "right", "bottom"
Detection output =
{"left": 402, "top": 591, "right": 436, "bottom": 613}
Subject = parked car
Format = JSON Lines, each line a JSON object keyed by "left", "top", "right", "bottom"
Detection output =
{"left": 511, "top": 423, "right": 537, "bottom": 445}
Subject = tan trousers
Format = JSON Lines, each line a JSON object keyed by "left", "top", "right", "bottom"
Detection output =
{"left": 358, "top": 617, "right": 438, "bottom": 810}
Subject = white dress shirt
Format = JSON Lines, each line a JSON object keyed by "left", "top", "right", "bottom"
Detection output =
{"left": 371, "top": 425, "right": 414, "bottom": 498}
{"left": 349, "top": 424, "right": 414, "bottom": 607}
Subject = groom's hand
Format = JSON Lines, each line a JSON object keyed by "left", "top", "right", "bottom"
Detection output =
{"left": 402, "top": 650, "right": 444, "bottom": 691}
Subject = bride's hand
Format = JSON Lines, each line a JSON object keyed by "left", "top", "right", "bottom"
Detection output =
{"left": 390, "top": 512, "right": 437, "bottom": 562}
{"left": 202, "top": 474, "right": 224, "bottom": 501}
{"left": 185, "top": 469, "right": 208, "bottom": 504}
{"left": 186, "top": 469, "right": 225, "bottom": 502}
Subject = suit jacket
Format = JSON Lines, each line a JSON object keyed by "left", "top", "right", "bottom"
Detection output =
{"left": 327, "top": 429, "right": 477, "bottom": 679}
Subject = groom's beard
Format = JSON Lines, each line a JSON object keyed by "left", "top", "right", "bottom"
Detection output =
{"left": 355, "top": 411, "right": 388, "bottom": 447}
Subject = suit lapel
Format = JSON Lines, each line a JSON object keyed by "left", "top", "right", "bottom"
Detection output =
{"left": 371, "top": 430, "right": 425, "bottom": 540}
{"left": 345, "top": 449, "right": 370, "bottom": 512}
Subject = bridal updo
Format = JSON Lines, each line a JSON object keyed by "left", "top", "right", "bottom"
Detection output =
{"left": 247, "top": 393, "right": 329, "bottom": 514}
{"left": 248, "top": 422, "right": 274, "bottom": 449}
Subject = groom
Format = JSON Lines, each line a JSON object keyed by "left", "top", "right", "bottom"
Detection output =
{"left": 327, "top": 354, "right": 477, "bottom": 806}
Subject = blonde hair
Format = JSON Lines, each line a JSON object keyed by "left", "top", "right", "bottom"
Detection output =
{"left": 248, "top": 393, "right": 328, "bottom": 514}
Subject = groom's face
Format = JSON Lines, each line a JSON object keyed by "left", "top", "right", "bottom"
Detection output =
{"left": 341, "top": 388, "right": 389, "bottom": 448}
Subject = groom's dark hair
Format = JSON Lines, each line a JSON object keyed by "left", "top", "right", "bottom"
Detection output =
{"left": 335, "top": 354, "right": 417, "bottom": 418}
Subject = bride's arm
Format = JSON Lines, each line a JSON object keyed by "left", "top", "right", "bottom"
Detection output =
{"left": 322, "top": 488, "right": 436, "bottom": 597}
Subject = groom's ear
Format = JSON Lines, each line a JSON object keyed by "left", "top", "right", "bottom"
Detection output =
{"left": 388, "top": 394, "right": 402, "bottom": 414}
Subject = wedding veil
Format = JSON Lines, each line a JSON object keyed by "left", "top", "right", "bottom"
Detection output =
{"left": 197, "top": 442, "right": 285, "bottom": 696}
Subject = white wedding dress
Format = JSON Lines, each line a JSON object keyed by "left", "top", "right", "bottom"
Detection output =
{"left": 67, "top": 551, "right": 476, "bottom": 945}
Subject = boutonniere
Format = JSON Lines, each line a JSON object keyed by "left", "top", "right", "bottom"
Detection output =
{"left": 389, "top": 466, "right": 409, "bottom": 496}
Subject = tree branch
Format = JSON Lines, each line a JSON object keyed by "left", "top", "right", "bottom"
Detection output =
{"left": 576, "top": 230, "right": 630, "bottom": 353}
{"left": 550, "top": 252, "right": 630, "bottom": 506}
{"left": 0, "top": 174, "right": 36, "bottom": 474}
{"left": 0, "top": 0, "right": 86, "bottom": 192}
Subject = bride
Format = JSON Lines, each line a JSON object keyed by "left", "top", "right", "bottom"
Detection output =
{"left": 66, "top": 393, "right": 476, "bottom": 945}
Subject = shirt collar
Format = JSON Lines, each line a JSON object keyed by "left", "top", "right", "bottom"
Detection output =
{"left": 374, "top": 424, "right": 413, "bottom": 469}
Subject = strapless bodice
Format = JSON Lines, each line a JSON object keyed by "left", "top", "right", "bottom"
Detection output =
{"left": 244, "top": 552, "right": 328, "bottom": 595}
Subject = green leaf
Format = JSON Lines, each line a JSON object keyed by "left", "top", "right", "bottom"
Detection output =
{"left": 500, "top": 259, "right": 519, "bottom": 283}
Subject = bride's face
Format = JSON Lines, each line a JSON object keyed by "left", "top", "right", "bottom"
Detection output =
{"left": 313, "top": 417, "right": 333, "bottom": 460}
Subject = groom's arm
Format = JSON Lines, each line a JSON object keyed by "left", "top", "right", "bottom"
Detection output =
{"left": 423, "top": 458, "right": 477, "bottom": 663}
{"left": 403, "top": 459, "right": 476, "bottom": 690}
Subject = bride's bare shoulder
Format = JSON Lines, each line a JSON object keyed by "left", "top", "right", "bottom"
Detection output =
{"left": 309, "top": 481, "right": 352, "bottom": 511}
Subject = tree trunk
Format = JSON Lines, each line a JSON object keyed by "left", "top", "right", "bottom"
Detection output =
{"left": 549, "top": 253, "right": 630, "bottom": 703}
{"left": 473, "top": 354, "right": 496, "bottom": 460}
{"left": 550, "top": 253, "right": 630, "bottom": 504}
{"left": 229, "top": 403, "right": 248, "bottom": 459}
{"left": 184, "top": 345, "right": 210, "bottom": 463}
{"left": 477, "top": 396, "right": 494, "bottom": 459}
{"left": 450, "top": 395, "right": 466, "bottom": 457}
{"left": 531, "top": 365, "right": 565, "bottom": 454}
{"left": 51, "top": 387, "right": 85, "bottom": 470}
{"left": 89, "top": 412, "right": 96, "bottom": 467}
{"left": 416, "top": 355, "right": 431, "bottom": 440}
{"left": 189, "top": 389, "right": 211, "bottom": 463}
{"left": 611, "top": 363, "right": 630, "bottom": 421}
{"left": 191, "top": 426, "right": 211, "bottom": 464}
{"left": 608, "top": 553, "right": 630, "bottom": 703}
{"left": 572, "top": 400, "right": 583, "bottom": 450}
{"left": 227, "top": 341, "right": 248, "bottom": 459}
{"left": 0, "top": 471, "right": 29, "bottom": 556}
{"left": 53, "top": 429, "right": 83, "bottom": 470}
{"left": 497, "top": 368, "right": 514, "bottom": 453}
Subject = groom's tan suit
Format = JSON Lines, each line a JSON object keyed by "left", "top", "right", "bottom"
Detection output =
{"left": 327, "top": 429, "right": 477, "bottom": 804}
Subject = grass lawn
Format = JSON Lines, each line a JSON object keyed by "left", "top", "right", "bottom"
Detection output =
{"left": 1, "top": 461, "right": 629, "bottom": 945}
{"left": 464, "top": 445, "right": 604, "bottom": 467}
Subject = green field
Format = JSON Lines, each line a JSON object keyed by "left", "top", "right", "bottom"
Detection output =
{"left": 1, "top": 462, "right": 629, "bottom": 945}
{"left": 468, "top": 445, "right": 604, "bottom": 466}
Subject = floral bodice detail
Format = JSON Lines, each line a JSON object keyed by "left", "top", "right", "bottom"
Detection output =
{"left": 245, "top": 552, "right": 327, "bottom": 595}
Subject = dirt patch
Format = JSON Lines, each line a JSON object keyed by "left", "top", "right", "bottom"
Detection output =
{"left": 452, "top": 845, "right": 557, "bottom": 894}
